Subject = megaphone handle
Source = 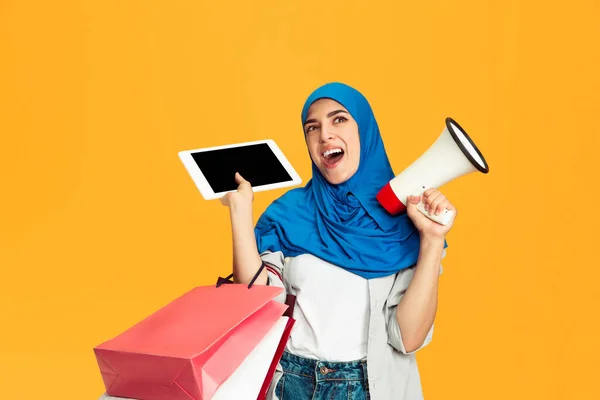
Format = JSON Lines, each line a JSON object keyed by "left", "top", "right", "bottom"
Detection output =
{"left": 415, "top": 201, "right": 454, "bottom": 226}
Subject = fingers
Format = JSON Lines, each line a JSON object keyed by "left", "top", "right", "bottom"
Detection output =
{"left": 422, "top": 188, "right": 437, "bottom": 197}
{"left": 422, "top": 189, "right": 441, "bottom": 215}
{"left": 430, "top": 193, "right": 446, "bottom": 215}
{"left": 219, "top": 192, "right": 231, "bottom": 206}
{"left": 422, "top": 188, "right": 455, "bottom": 215}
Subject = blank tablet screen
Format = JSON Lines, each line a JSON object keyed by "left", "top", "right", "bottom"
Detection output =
{"left": 190, "top": 143, "right": 294, "bottom": 193}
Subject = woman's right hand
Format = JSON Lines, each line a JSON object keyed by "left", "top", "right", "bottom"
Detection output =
{"left": 220, "top": 172, "right": 254, "bottom": 209}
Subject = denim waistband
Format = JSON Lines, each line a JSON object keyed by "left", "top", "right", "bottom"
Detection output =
{"left": 280, "top": 351, "right": 367, "bottom": 382}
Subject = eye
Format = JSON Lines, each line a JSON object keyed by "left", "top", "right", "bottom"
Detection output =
{"left": 333, "top": 116, "right": 347, "bottom": 123}
{"left": 305, "top": 125, "right": 318, "bottom": 134}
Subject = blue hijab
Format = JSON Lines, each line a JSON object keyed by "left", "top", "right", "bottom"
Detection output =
{"left": 254, "top": 82, "right": 444, "bottom": 279}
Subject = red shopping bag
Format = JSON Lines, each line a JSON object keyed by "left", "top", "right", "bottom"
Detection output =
{"left": 94, "top": 266, "right": 295, "bottom": 400}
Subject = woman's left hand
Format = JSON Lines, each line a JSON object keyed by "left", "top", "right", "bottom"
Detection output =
{"left": 406, "top": 188, "right": 457, "bottom": 240}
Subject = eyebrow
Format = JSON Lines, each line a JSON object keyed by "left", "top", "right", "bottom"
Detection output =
{"left": 303, "top": 109, "right": 348, "bottom": 126}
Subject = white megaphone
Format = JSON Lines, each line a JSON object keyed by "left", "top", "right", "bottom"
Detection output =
{"left": 377, "top": 117, "right": 489, "bottom": 225}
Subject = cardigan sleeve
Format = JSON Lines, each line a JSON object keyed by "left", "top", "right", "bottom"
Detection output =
{"left": 384, "top": 248, "right": 446, "bottom": 354}
{"left": 260, "top": 250, "right": 288, "bottom": 305}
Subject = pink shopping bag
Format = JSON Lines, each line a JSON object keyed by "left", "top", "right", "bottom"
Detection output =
{"left": 94, "top": 271, "right": 295, "bottom": 400}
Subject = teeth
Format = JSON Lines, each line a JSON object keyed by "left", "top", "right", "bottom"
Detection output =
{"left": 323, "top": 148, "right": 343, "bottom": 158}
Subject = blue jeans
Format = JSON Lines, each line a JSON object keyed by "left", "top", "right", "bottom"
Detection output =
{"left": 275, "top": 351, "right": 370, "bottom": 400}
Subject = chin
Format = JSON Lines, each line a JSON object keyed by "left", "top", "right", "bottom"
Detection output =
{"left": 322, "top": 170, "right": 353, "bottom": 185}
{"left": 324, "top": 177, "right": 345, "bottom": 185}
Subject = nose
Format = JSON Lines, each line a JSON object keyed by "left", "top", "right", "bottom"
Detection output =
{"left": 319, "top": 124, "right": 335, "bottom": 143}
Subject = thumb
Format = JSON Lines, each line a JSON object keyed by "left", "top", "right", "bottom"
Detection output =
{"left": 407, "top": 195, "right": 421, "bottom": 205}
{"left": 234, "top": 172, "right": 246, "bottom": 184}
{"left": 235, "top": 172, "right": 252, "bottom": 189}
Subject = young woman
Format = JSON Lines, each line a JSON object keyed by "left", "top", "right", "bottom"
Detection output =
{"left": 221, "top": 82, "right": 456, "bottom": 400}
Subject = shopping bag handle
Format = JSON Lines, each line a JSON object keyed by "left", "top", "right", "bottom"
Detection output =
{"left": 216, "top": 260, "right": 266, "bottom": 289}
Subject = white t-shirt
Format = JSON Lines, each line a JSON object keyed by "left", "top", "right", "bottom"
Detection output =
{"left": 267, "top": 253, "right": 370, "bottom": 362}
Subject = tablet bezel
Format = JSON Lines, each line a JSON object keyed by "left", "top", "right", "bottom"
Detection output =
{"left": 178, "top": 139, "right": 303, "bottom": 200}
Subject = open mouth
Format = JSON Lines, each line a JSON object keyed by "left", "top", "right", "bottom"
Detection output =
{"left": 322, "top": 148, "right": 345, "bottom": 167}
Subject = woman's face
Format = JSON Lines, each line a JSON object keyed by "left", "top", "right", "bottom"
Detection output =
{"left": 303, "top": 98, "right": 361, "bottom": 185}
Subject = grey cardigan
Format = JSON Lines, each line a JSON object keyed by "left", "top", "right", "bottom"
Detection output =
{"left": 262, "top": 249, "right": 446, "bottom": 400}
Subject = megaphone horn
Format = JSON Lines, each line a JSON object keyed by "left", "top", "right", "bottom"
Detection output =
{"left": 376, "top": 117, "right": 489, "bottom": 225}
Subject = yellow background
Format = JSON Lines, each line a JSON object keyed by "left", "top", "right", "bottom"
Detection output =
{"left": 1, "top": 0, "right": 599, "bottom": 398}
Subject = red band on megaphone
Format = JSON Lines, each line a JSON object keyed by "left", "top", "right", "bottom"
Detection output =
{"left": 376, "top": 183, "right": 406, "bottom": 215}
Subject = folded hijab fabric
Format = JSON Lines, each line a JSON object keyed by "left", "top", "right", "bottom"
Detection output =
{"left": 255, "top": 82, "right": 447, "bottom": 279}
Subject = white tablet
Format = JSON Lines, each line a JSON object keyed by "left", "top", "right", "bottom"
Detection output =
{"left": 179, "top": 139, "right": 302, "bottom": 200}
